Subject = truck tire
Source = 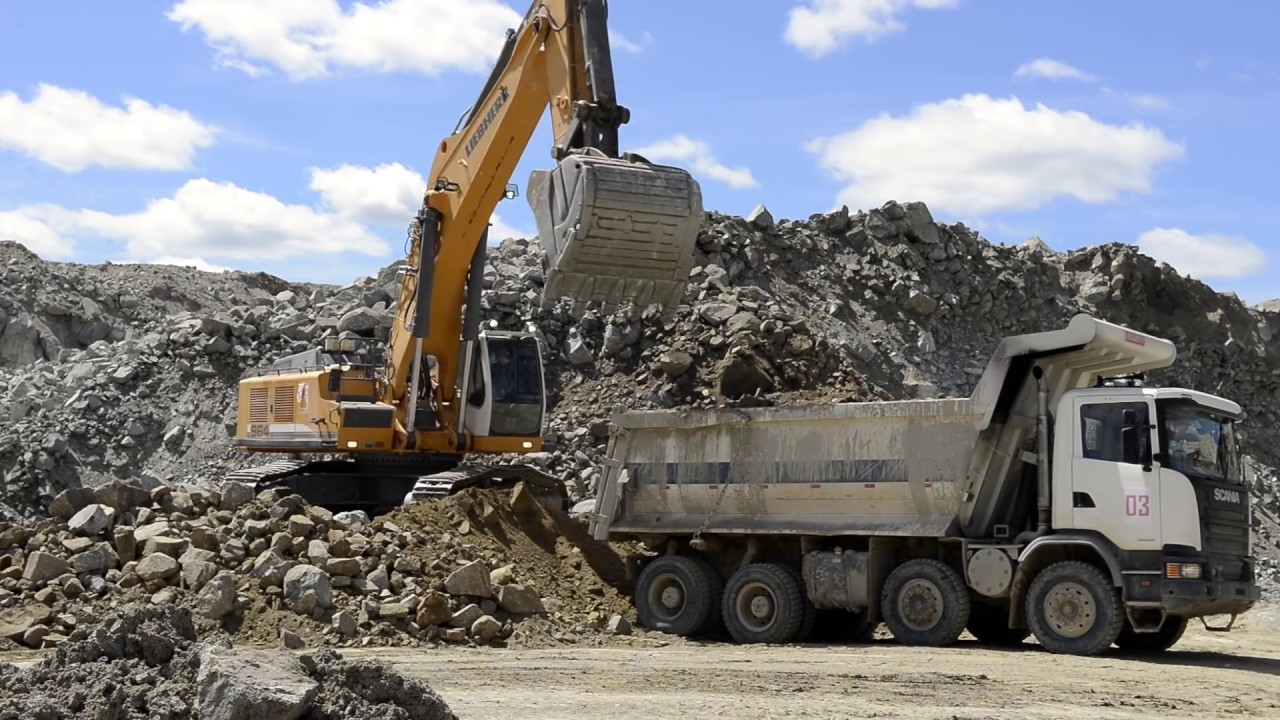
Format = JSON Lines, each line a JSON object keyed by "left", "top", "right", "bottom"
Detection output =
{"left": 880, "top": 559, "right": 970, "bottom": 646}
{"left": 779, "top": 564, "right": 817, "bottom": 642}
{"left": 634, "top": 555, "right": 723, "bottom": 637}
{"left": 1115, "top": 615, "right": 1187, "bottom": 652}
{"left": 722, "top": 563, "right": 807, "bottom": 644}
{"left": 965, "top": 604, "right": 1029, "bottom": 646}
{"left": 1025, "top": 560, "right": 1122, "bottom": 655}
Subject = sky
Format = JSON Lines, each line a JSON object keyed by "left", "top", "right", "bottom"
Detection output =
{"left": 0, "top": 0, "right": 1277, "bottom": 305}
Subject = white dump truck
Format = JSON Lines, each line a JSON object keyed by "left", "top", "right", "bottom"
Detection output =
{"left": 587, "top": 314, "right": 1261, "bottom": 655}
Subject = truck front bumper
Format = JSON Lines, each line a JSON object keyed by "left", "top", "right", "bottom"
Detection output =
{"left": 1159, "top": 577, "right": 1260, "bottom": 616}
{"left": 1122, "top": 555, "right": 1261, "bottom": 617}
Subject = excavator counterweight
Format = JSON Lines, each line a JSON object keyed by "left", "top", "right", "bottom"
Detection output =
{"left": 531, "top": 150, "right": 702, "bottom": 313}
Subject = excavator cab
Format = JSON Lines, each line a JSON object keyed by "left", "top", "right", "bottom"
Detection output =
{"left": 460, "top": 330, "right": 546, "bottom": 439}
{"left": 529, "top": 148, "right": 703, "bottom": 314}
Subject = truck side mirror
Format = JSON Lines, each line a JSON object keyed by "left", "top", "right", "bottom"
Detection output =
{"left": 1121, "top": 426, "right": 1142, "bottom": 465}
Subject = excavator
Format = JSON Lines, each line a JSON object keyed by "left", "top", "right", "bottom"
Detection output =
{"left": 224, "top": 0, "right": 703, "bottom": 514}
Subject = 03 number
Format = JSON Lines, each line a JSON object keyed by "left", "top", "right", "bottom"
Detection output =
{"left": 1125, "top": 494, "right": 1150, "bottom": 517}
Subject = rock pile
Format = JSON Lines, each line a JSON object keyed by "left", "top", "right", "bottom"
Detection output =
{"left": 3, "top": 199, "right": 1279, "bottom": 563}
{"left": 0, "top": 603, "right": 457, "bottom": 719}
{"left": 0, "top": 478, "right": 642, "bottom": 652}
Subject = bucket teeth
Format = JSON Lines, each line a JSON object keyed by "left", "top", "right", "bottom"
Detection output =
{"left": 529, "top": 152, "right": 702, "bottom": 315}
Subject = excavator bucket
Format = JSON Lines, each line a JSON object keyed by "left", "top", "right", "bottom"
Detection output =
{"left": 528, "top": 150, "right": 703, "bottom": 314}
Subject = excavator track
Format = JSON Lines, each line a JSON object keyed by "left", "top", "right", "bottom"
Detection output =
{"left": 403, "top": 463, "right": 570, "bottom": 511}
{"left": 222, "top": 456, "right": 568, "bottom": 516}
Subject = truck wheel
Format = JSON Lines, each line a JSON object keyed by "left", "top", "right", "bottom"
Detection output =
{"left": 779, "top": 564, "right": 817, "bottom": 642}
{"left": 722, "top": 563, "right": 807, "bottom": 644}
{"left": 880, "top": 559, "right": 970, "bottom": 646}
{"left": 1115, "top": 615, "right": 1187, "bottom": 652}
{"left": 1025, "top": 560, "right": 1122, "bottom": 655}
{"left": 965, "top": 604, "right": 1030, "bottom": 646}
{"left": 634, "top": 555, "right": 723, "bottom": 637}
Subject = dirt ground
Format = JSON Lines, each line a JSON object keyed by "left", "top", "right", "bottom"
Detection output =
{"left": 339, "top": 610, "right": 1280, "bottom": 720}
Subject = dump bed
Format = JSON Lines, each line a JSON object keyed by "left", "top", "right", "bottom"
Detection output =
{"left": 589, "top": 398, "right": 984, "bottom": 539}
{"left": 588, "top": 314, "right": 1178, "bottom": 542}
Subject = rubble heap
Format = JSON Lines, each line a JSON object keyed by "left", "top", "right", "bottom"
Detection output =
{"left": 0, "top": 478, "right": 643, "bottom": 652}
{"left": 2, "top": 199, "right": 1279, "bottom": 567}
{"left": 0, "top": 603, "right": 457, "bottom": 719}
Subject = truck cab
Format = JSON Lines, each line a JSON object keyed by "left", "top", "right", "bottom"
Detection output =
{"left": 1055, "top": 384, "right": 1256, "bottom": 626}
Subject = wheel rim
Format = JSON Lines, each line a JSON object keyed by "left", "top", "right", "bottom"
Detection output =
{"left": 1042, "top": 581, "right": 1096, "bottom": 638}
{"left": 735, "top": 581, "right": 778, "bottom": 632}
{"left": 898, "top": 578, "right": 944, "bottom": 632}
{"left": 646, "top": 572, "right": 687, "bottom": 622}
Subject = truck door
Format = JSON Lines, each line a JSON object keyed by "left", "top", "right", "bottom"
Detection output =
{"left": 1069, "top": 398, "right": 1162, "bottom": 550}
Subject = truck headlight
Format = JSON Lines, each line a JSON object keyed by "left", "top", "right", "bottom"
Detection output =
{"left": 1165, "top": 562, "right": 1203, "bottom": 579}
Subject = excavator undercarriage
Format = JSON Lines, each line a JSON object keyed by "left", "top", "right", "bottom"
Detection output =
{"left": 225, "top": 454, "right": 570, "bottom": 517}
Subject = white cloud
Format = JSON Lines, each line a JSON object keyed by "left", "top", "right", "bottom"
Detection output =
{"left": 4, "top": 180, "right": 392, "bottom": 267}
{"left": 487, "top": 213, "right": 528, "bottom": 242}
{"left": 632, "top": 134, "right": 758, "bottom": 190}
{"left": 1013, "top": 58, "right": 1096, "bottom": 82}
{"left": 307, "top": 161, "right": 523, "bottom": 240}
{"left": 0, "top": 208, "right": 77, "bottom": 258}
{"left": 166, "top": 0, "right": 520, "bottom": 80}
{"left": 136, "top": 256, "right": 231, "bottom": 273}
{"left": 1137, "top": 228, "right": 1266, "bottom": 280}
{"left": 309, "top": 162, "right": 424, "bottom": 226}
{"left": 805, "top": 93, "right": 1184, "bottom": 216}
{"left": 610, "top": 30, "right": 653, "bottom": 54}
{"left": 0, "top": 84, "right": 215, "bottom": 172}
{"left": 784, "top": 0, "right": 960, "bottom": 57}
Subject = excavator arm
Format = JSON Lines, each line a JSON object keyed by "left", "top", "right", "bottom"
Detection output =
{"left": 385, "top": 0, "right": 703, "bottom": 452}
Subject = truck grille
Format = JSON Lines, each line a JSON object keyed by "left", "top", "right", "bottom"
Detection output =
{"left": 1191, "top": 478, "right": 1250, "bottom": 582}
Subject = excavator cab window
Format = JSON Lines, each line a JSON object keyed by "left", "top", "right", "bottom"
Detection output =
{"left": 486, "top": 335, "right": 544, "bottom": 437}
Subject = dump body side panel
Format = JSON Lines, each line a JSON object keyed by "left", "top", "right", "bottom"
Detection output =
{"left": 598, "top": 398, "right": 984, "bottom": 538}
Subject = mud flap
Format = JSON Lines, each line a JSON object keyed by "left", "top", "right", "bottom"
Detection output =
{"left": 528, "top": 149, "right": 703, "bottom": 314}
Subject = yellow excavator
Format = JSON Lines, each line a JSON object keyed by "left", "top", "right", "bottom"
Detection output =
{"left": 225, "top": 0, "right": 703, "bottom": 513}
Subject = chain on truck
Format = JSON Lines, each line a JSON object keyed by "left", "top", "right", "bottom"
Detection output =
{"left": 587, "top": 313, "right": 1261, "bottom": 655}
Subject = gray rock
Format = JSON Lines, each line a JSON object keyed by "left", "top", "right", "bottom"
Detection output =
{"left": 471, "top": 614, "right": 502, "bottom": 641}
{"left": 697, "top": 303, "right": 738, "bottom": 327}
{"left": 332, "top": 610, "right": 357, "bottom": 636}
{"left": 23, "top": 551, "right": 71, "bottom": 584}
{"left": 197, "top": 572, "right": 238, "bottom": 619}
{"left": 182, "top": 558, "right": 219, "bottom": 592}
{"left": 497, "top": 584, "right": 545, "bottom": 614}
{"left": 747, "top": 204, "right": 774, "bottom": 229}
{"left": 220, "top": 481, "right": 256, "bottom": 511}
{"left": 197, "top": 645, "right": 318, "bottom": 720}
{"left": 449, "top": 603, "right": 484, "bottom": 629}
{"left": 68, "top": 503, "right": 115, "bottom": 536}
{"left": 136, "top": 552, "right": 180, "bottom": 582}
{"left": 659, "top": 350, "right": 694, "bottom": 378}
{"left": 445, "top": 560, "right": 492, "bottom": 598}
{"left": 283, "top": 565, "right": 333, "bottom": 614}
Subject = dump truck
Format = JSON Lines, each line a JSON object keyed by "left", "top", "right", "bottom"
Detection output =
{"left": 587, "top": 314, "right": 1261, "bottom": 655}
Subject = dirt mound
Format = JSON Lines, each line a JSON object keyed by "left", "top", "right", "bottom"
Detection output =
{"left": 0, "top": 603, "right": 457, "bottom": 719}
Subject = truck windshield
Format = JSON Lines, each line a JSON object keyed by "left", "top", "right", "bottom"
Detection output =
{"left": 1161, "top": 405, "right": 1240, "bottom": 482}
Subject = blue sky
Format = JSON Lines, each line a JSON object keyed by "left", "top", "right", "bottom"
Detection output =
{"left": 0, "top": 1, "right": 1276, "bottom": 304}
